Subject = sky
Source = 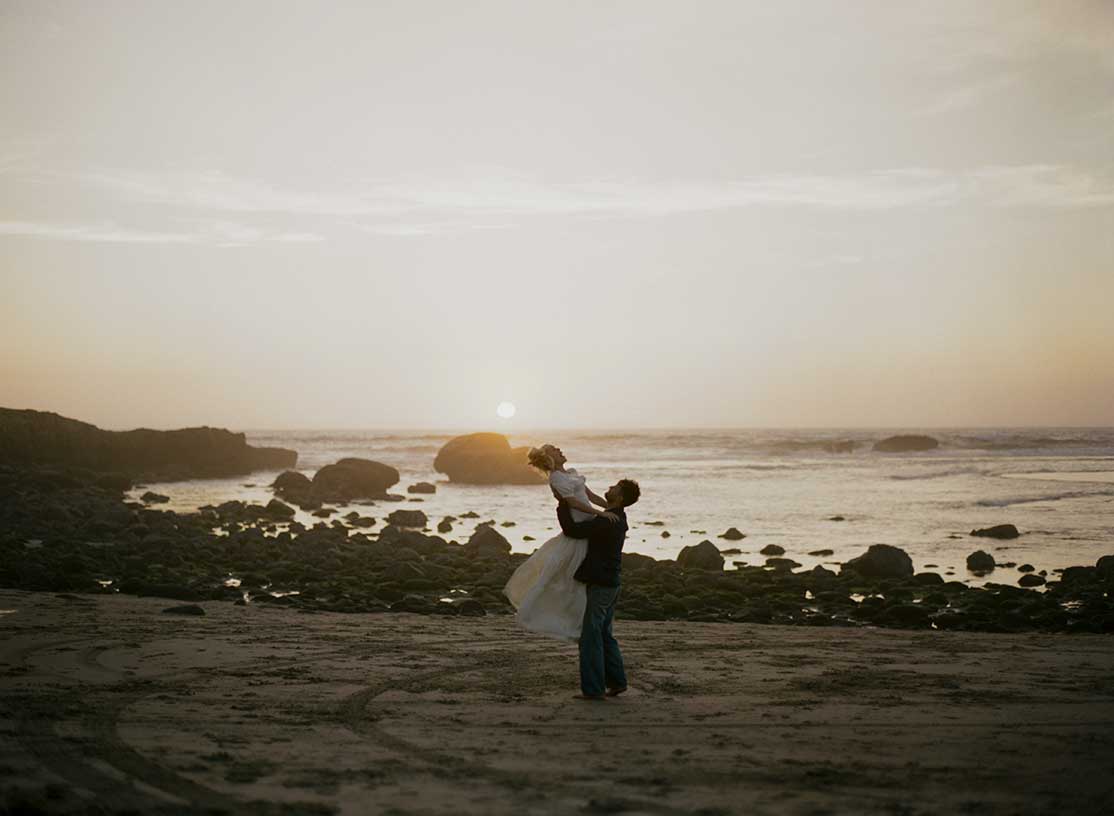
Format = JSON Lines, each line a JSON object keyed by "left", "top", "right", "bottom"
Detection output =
{"left": 1, "top": 0, "right": 1112, "bottom": 430}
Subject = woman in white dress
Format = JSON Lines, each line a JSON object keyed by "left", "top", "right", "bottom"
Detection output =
{"left": 503, "top": 443, "right": 620, "bottom": 641}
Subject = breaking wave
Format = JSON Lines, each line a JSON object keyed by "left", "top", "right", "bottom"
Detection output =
{"left": 976, "top": 488, "right": 1114, "bottom": 507}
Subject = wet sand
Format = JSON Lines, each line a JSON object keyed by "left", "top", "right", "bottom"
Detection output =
{"left": 2, "top": 589, "right": 1113, "bottom": 815}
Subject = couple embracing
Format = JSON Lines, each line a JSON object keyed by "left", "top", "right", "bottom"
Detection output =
{"left": 503, "top": 443, "right": 641, "bottom": 700}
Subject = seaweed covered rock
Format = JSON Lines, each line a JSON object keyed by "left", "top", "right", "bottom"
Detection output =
{"left": 464, "top": 525, "right": 512, "bottom": 559}
{"left": 677, "top": 541, "right": 725, "bottom": 572}
{"left": 386, "top": 509, "right": 428, "bottom": 528}
{"left": 842, "top": 544, "right": 914, "bottom": 579}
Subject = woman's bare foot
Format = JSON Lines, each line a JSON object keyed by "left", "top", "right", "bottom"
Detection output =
{"left": 606, "top": 685, "right": 628, "bottom": 697}
{"left": 573, "top": 693, "right": 607, "bottom": 701}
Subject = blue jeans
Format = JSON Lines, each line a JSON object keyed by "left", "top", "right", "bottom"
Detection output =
{"left": 579, "top": 584, "right": 627, "bottom": 696}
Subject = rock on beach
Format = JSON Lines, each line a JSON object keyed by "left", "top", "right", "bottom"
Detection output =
{"left": 433, "top": 433, "right": 545, "bottom": 485}
{"left": 842, "top": 544, "right": 914, "bottom": 579}
{"left": 971, "top": 524, "right": 1020, "bottom": 540}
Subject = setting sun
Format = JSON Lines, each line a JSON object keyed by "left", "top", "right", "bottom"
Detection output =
{"left": 496, "top": 401, "right": 516, "bottom": 419}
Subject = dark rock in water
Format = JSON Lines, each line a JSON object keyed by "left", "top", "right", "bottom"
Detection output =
{"left": 162, "top": 604, "right": 205, "bottom": 616}
{"left": 719, "top": 527, "right": 746, "bottom": 540}
{"left": 523, "top": 535, "right": 535, "bottom": 541}
{"left": 677, "top": 541, "right": 725, "bottom": 571}
{"left": 349, "top": 516, "right": 376, "bottom": 528}
{"left": 407, "top": 482, "right": 436, "bottom": 494}
{"left": 433, "top": 432, "right": 545, "bottom": 485}
{"left": 1096, "top": 555, "right": 1114, "bottom": 577}
{"left": 1060, "top": 565, "right": 1095, "bottom": 584}
{"left": 140, "top": 491, "right": 170, "bottom": 504}
{"left": 872, "top": 434, "right": 939, "bottom": 453}
{"left": 971, "top": 524, "right": 1020, "bottom": 540}
{"left": 661, "top": 531, "right": 671, "bottom": 538}
{"left": 272, "top": 470, "right": 312, "bottom": 498}
{"left": 842, "top": 545, "right": 914, "bottom": 579}
{"left": 312, "top": 508, "right": 333, "bottom": 518}
{"left": 1018, "top": 563, "right": 1035, "bottom": 573}
{"left": 1018, "top": 574, "right": 1046, "bottom": 587}
{"left": 759, "top": 544, "right": 785, "bottom": 556}
{"left": 265, "top": 499, "right": 295, "bottom": 518}
{"left": 828, "top": 515, "right": 846, "bottom": 522}
{"left": 387, "top": 509, "right": 428, "bottom": 528}
{"left": 312, "top": 458, "right": 399, "bottom": 500}
{"left": 437, "top": 519, "right": 453, "bottom": 534}
{"left": 914, "top": 572, "right": 945, "bottom": 585}
{"left": 719, "top": 547, "right": 742, "bottom": 555}
{"left": 459, "top": 511, "right": 480, "bottom": 519}
{"left": 966, "top": 550, "right": 996, "bottom": 573}
{"left": 809, "top": 549, "right": 835, "bottom": 557}
{"left": 465, "top": 525, "right": 512, "bottom": 559}
{"left": 765, "top": 557, "right": 800, "bottom": 570}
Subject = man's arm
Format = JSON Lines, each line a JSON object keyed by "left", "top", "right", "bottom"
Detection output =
{"left": 556, "top": 501, "right": 604, "bottom": 539}
{"left": 586, "top": 488, "right": 608, "bottom": 508}
{"left": 551, "top": 485, "right": 616, "bottom": 521}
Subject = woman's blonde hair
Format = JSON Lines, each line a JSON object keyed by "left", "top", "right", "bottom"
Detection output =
{"left": 527, "top": 445, "right": 556, "bottom": 473}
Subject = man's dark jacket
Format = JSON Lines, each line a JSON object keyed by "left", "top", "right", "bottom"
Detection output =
{"left": 557, "top": 503, "right": 627, "bottom": 587}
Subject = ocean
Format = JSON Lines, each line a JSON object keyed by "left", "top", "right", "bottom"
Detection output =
{"left": 128, "top": 428, "right": 1114, "bottom": 585}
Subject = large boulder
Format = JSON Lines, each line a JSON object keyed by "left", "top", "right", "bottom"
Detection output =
{"left": 970, "top": 524, "right": 1020, "bottom": 540}
{"left": 433, "top": 433, "right": 545, "bottom": 485}
{"left": 677, "top": 541, "right": 725, "bottom": 571}
{"left": 265, "top": 499, "right": 295, "bottom": 519}
{"left": 386, "top": 509, "right": 428, "bottom": 528}
{"left": 872, "top": 435, "right": 939, "bottom": 453}
{"left": 966, "top": 550, "right": 996, "bottom": 573}
{"left": 0, "top": 407, "right": 297, "bottom": 480}
{"left": 272, "top": 470, "right": 312, "bottom": 498}
{"left": 842, "top": 544, "right": 914, "bottom": 579}
{"left": 464, "top": 525, "right": 512, "bottom": 559}
{"left": 311, "top": 458, "right": 399, "bottom": 500}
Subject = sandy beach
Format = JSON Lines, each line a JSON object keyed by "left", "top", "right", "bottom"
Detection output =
{"left": 3, "top": 589, "right": 1113, "bottom": 815}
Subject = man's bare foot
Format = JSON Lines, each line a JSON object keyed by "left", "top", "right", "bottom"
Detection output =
{"left": 606, "top": 685, "right": 628, "bottom": 697}
{"left": 573, "top": 693, "right": 607, "bottom": 701}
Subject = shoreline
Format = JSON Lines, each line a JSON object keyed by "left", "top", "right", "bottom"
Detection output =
{"left": 2, "top": 589, "right": 1113, "bottom": 814}
{"left": 4, "top": 463, "right": 1114, "bottom": 634}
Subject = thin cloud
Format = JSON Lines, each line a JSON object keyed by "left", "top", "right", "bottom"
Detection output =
{"left": 3, "top": 164, "right": 1111, "bottom": 244}
{"left": 0, "top": 219, "right": 324, "bottom": 246}
{"left": 915, "top": 74, "right": 1016, "bottom": 117}
{"left": 53, "top": 164, "right": 1114, "bottom": 217}
{"left": 0, "top": 221, "right": 197, "bottom": 244}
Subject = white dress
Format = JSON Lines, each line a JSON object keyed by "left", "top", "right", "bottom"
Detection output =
{"left": 503, "top": 469, "right": 593, "bottom": 641}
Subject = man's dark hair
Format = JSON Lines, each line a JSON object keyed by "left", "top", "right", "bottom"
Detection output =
{"left": 617, "top": 478, "right": 640, "bottom": 507}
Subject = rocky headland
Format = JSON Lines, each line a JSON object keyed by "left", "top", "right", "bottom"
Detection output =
{"left": 0, "top": 408, "right": 296, "bottom": 482}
